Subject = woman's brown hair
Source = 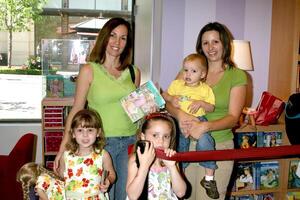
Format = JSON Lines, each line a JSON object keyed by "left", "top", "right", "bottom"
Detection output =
{"left": 196, "top": 22, "right": 235, "bottom": 69}
{"left": 88, "top": 17, "right": 133, "bottom": 71}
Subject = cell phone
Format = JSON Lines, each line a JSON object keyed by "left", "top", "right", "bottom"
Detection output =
{"left": 101, "top": 170, "right": 108, "bottom": 184}
{"left": 135, "top": 140, "right": 151, "bottom": 168}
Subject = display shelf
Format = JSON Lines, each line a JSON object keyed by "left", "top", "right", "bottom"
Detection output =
{"left": 41, "top": 97, "right": 74, "bottom": 169}
{"left": 229, "top": 124, "right": 299, "bottom": 199}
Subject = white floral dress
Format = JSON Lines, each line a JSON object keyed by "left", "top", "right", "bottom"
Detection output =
{"left": 148, "top": 166, "right": 178, "bottom": 200}
{"left": 36, "top": 150, "right": 109, "bottom": 200}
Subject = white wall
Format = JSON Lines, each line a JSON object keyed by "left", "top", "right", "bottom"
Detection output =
{"left": 0, "top": 123, "right": 42, "bottom": 163}
{"left": 0, "top": 0, "right": 274, "bottom": 165}
{"left": 159, "top": 0, "right": 272, "bottom": 107}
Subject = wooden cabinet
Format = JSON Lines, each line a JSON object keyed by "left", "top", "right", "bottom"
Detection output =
{"left": 41, "top": 97, "right": 73, "bottom": 169}
{"left": 229, "top": 124, "right": 299, "bottom": 199}
{"left": 268, "top": 0, "right": 300, "bottom": 101}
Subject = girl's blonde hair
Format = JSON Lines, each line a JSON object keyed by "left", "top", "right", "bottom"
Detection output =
{"left": 183, "top": 53, "right": 208, "bottom": 82}
{"left": 16, "top": 162, "right": 60, "bottom": 200}
{"left": 66, "top": 109, "right": 105, "bottom": 155}
{"left": 137, "top": 112, "right": 177, "bottom": 150}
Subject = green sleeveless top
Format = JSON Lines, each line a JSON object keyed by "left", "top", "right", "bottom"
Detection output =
{"left": 205, "top": 67, "right": 247, "bottom": 143}
{"left": 87, "top": 62, "right": 138, "bottom": 137}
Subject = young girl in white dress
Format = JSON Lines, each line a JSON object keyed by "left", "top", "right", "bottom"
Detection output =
{"left": 35, "top": 109, "right": 116, "bottom": 200}
{"left": 126, "top": 112, "right": 186, "bottom": 200}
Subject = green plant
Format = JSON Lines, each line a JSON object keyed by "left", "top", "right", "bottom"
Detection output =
{"left": 0, "top": 68, "right": 41, "bottom": 75}
{"left": 26, "top": 55, "right": 41, "bottom": 70}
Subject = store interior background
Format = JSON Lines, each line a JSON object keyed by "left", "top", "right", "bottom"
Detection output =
{"left": 0, "top": 0, "right": 292, "bottom": 163}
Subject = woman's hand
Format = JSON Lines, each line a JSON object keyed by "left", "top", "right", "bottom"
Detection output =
{"left": 181, "top": 119, "right": 210, "bottom": 140}
{"left": 177, "top": 112, "right": 198, "bottom": 138}
{"left": 53, "top": 151, "right": 63, "bottom": 174}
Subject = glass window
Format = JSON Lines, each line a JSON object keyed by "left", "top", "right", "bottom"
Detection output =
{"left": 69, "top": 0, "right": 95, "bottom": 10}
{"left": 44, "top": 0, "right": 62, "bottom": 8}
{"left": 0, "top": 0, "right": 134, "bottom": 121}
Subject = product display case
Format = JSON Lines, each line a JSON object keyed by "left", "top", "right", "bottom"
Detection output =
{"left": 41, "top": 39, "right": 95, "bottom": 97}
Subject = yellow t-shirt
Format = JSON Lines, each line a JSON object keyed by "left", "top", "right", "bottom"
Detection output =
{"left": 167, "top": 79, "right": 215, "bottom": 117}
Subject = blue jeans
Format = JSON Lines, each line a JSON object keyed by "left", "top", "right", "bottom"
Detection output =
{"left": 177, "top": 116, "right": 217, "bottom": 170}
{"left": 105, "top": 135, "right": 136, "bottom": 200}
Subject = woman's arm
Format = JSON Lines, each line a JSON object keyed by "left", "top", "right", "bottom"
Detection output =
{"left": 134, "top": 67, "right": 141, "bottom": 87}
{"left": 53, "top": 64, "right": 93, "bottom": 173}
{"left": 102, "top": 150, "right": 116, "bottom": 185}
{"left": 186, "top": 85, "right": 246, "bottom": 139}
{"left": 57, "top": 152, "right": 65, "bottom": 178}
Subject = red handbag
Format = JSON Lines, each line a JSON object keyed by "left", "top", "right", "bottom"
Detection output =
{"left": 254, "top": 91, "right": 285, "bottom": 125}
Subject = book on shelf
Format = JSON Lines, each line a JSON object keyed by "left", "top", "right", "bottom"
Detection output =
{"left": 235, "top": 132, "right": 257, "bottom": 149}
{"left": 120, "top": 80, "right": 165, "bottom": 122}
{"left": 235, "top": 162, "right": 256, "bottom": 191}
{"left": 256, "top": 161, "right": 279, "bottom": 190}
{"left": 256, "top": 193, "right": 274, "bottom": 200}
{"left": 234, "top": 194, "right": 255, "bottom": 200}
{"left": 46, "top": 75, "right": 64, "bottom": 97}
{"left": 288, "top": 160, "right": 300, "bottom": 189}
{"left": 229, "top": 193, "right": 274, "bottom": 200}
{"left": 257, "top": 131, "right": 282, "bottom": 147}
{"left": 287, "top": 191, "right": 300, "bottom": 200}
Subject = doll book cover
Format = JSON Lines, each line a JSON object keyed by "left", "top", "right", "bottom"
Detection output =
{"left": 235, "top": 132, "right": 257, "bottom": 149}
{"left": 288, "top": 160, "right": 300, "bottom": 189}
{"left": 120, "top": 80, "right": 165, "bottom": 122}
{"left": 257, "top": 131, "right": 282, "bottom": 147}
{"left": 46, "top": 75, "right": 64, "bottom": 98}
{"left": 235, "top": 194, "right": 255, "bottom": 200}
{"left": 235, "top": 162, "right": 256, "bottom": 191}
{"left": 287, "top": 192, "right": 300, "bottom": 200}
{"left": 256, "top": 161, "right": 279, "bottom": 190}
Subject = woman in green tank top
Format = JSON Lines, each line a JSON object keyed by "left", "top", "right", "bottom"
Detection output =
{"left": 166, "top": 22, "right": 247, "bottom": 200}
{"left": 53, "top": 17, "right": 141, "bottom": 200}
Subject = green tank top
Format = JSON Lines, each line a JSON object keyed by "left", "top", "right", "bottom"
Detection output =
{"left": 87, "top": 62, "right": 138, "bottom": 137}
{"left": 206, "top": 67, "right": 247, "bottom": 143}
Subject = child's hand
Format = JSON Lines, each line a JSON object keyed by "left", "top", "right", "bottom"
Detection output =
{"left": 170, "top": 96, "right": 180, "bottom": 108}
{"left": 100, "top": 177, "right": 110, "bottom": 192}
{"left": 188, "top": 100, "right": 203, "bottom": 114}
{"left": 137, "top": 141, "right": 155, "bottom": 169}
{"left": 162, "top": 148, "right": 176, "bottom": 168}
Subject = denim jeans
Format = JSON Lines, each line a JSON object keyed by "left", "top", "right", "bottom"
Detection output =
{"left": 177, "top": 116, "right": 217, "bottom": 170}
{"left": 105, "top": 135, "right": 136, "bottom": 200}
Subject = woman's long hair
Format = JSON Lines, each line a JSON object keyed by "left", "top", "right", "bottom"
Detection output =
{"left": 196, "top": 22, "right": 236, "bottom": 69}
{"left": 88, "top": 17, "right": 133, "bottom": 71}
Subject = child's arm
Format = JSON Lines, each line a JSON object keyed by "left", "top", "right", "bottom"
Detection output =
{"left": 126, "top": 142, "right": 155, "bottom": 200}
{"left": 162, "top": 149, "right": 187, "bottom": 198}
{"left": 162, "top": 91, "right": 180, "bottom": 108}
{"left": 102, "top": 150, "right": 116, "bottom": 187}
{"left": 188, "top": 100, "right": 215, "bottom": 114}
